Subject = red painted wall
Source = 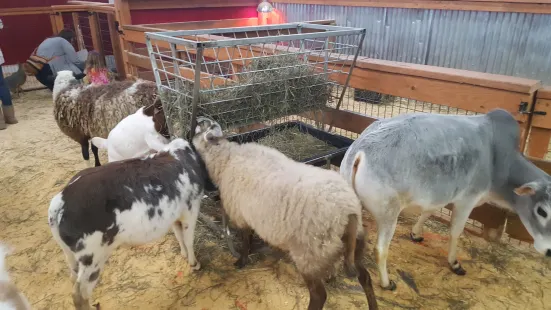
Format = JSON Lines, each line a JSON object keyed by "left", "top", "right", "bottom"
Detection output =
{"left": 130, "top": 7, "right": 258, "bottom": 25}
{"left": 1, "top": 2, "right": 257, "bottom": 65}
{"left": 1, "top": 0, "right": 66, "bottom": 9}
{"left": 0, "top": 0, "right": 108, "bottom": 65}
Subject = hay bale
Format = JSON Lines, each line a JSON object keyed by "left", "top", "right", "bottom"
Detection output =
{"left": 160, "top": 54, "right": 332, "bottom": 138}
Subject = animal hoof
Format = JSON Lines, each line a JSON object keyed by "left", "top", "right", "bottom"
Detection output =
{"left": 451, "top": 264, "right": 467, "bottom": 276}
{"left": 410, "top": 232, "right": 424, "bottom": 243}
{"left": 382, "top": 280, "right": 397, "bottom": 291}
{"left": 234, "top": 257, "right": 248, "bottom": 269}
{"left": 344, "top": 264, "right": 358, "bottom": 278}
{"left": 191, "top": 261, "right": 201, "bottom": 271}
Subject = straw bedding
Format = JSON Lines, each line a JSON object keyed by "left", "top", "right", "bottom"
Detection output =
{"left": 255, "top": 127, "right": 337, "bottom": 162}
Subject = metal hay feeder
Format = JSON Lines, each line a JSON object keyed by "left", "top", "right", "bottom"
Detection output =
{"left": 145, "top": 22, "right": 366, "bottom": 258}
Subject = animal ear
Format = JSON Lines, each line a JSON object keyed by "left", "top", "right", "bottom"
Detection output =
{"left": 514, "top": 182, "right": 538, "bottom": 196}
{"left": 154, "top": 100, "right": 163, "bottom": 111}
{"left": 195, "top": 117, "right": 217, "bottom": 135}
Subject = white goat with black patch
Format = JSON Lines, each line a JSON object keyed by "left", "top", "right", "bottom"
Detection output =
{"left": 48, "top": 138, "right": 209, "bottom": 310}
{"left": 341, "top": 109, "right": 551, "bottom": 291}
{"left": 90, "top": 99, "right": 170, "bottom": 162}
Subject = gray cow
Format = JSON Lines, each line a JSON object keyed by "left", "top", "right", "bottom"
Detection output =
{"left": 340, "top": 108, "right": 551, "bottom": 290}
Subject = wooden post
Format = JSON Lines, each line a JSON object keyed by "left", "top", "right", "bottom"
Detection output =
{"left": 107, "top": 13, "right": 126, "bottom": 79}
{"left": 526, "top": 127, "right": 551, "bottom": 159}
{"left": 52, "top": 12, "right": 64, "bottom": 33}
{"left": 49, "top": 14, "right": 59, "bottom": 34}
{"left": 88, "top": 12, "right": 106, "bottom": 65}
{"left": 72, "top": 12, "right": 86, "bottom": 51}
{"left": 258, "top": 13, "right": 269, "bottom": 25}
{"left": 519, "top": 92, "right": 537, "bottom": 154}
{"left": 114, "top": 0, "right": 132, "bottom": 79}
{"left": 526, "top": 88, "right": 551, "bottom": 159}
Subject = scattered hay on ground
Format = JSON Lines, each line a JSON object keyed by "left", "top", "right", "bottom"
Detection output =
{"left": 197, "top": 196, "right": 283, "bottom": 269}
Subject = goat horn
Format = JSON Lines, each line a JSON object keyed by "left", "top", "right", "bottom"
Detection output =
{"left": 196, "top": 116, "right": 212, "bottom": 124}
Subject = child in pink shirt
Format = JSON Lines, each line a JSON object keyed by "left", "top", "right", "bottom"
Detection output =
{"left": 83, "top": 51, "right": 111, "bottom": 86}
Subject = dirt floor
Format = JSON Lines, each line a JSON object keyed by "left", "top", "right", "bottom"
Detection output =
{"left": 1, "top": 90, "right": 551, "bottom": 310}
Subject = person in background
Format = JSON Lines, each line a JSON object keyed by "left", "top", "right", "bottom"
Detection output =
{"left": 30, "top": 29, "right": 85, "bottom": 91}
{"left": 0, "top": 18, "right": 18, "bottom": 130}
{"left": 83, "top": 51, "right": 112, "bottom": 86}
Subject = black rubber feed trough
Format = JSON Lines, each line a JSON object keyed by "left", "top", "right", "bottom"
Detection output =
{"left": 226, "top": 120, "right": 354, "bottom": 167}
{"left": 201, "top": 121, "right": 355, "bottom": 259}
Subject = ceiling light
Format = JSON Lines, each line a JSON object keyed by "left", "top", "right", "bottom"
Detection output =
{"left": 257, "top": 1, "right": 274, "bottom": 13}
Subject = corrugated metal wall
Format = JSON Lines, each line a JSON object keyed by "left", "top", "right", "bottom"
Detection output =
{"left": 274, "top": 3, "right": 551, "bottom": 84}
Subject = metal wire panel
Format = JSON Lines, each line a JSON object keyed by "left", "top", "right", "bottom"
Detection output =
{"left": 275, "top": 3, "right": 551, "bottom": 84}
{"left": 69, "top": 12, "right": 118, "bottom": 73}
{"left": 145, "top": 23, "right": 366, "bottom": 139}
{"left": 1, "top": 64, "right": 45, "bottom": 91}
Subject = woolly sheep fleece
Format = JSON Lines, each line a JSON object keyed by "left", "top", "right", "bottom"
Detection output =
{"left": 192, "top": 125, "right": 363, "bottom": 277}
{"left": 53, "top": 71, "right": 158, "bottom": 142}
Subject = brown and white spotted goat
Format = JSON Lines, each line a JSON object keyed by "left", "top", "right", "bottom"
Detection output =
{"left": 48, "top": 138, "right": 211, "bottom": 310}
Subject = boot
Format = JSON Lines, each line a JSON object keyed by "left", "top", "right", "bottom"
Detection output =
{"left": 0, "top": 107, "right": 6, "bottom": 130}
{"left": 2, "top": 105, "right": 18, "bottom": 124}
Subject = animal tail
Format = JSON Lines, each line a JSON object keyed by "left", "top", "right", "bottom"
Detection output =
{"left": 0, "top": 243, "right": 13, "bottom": 283}
{"left": 350, "top": 151, "right": 365, "bottom": 197}
{"left": 91, "top": 137, "right": 108, "bottom": 150}
{"left": 350, "top": 151, "right": 370, "bottom": 236}
{"left": 342, "top": 151, "right": 368, "bottom": 278}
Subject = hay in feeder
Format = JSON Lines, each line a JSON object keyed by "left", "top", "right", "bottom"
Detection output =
{"left": 256, "top": 127, "right": 337, "bottom": 161}
{"left": 160, "top": 54, "right": 332, "bottom": 138}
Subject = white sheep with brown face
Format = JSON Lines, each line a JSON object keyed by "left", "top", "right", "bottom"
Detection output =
{"left": 192, "top": 117, "right": 378, "bottom": 310}
{"left": 0, "top": 244, "right": 31, "bottom": 310}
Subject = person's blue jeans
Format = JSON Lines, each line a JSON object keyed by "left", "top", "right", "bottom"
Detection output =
{"left": 0, "top": 66, "right": 12, "bottom": 106}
